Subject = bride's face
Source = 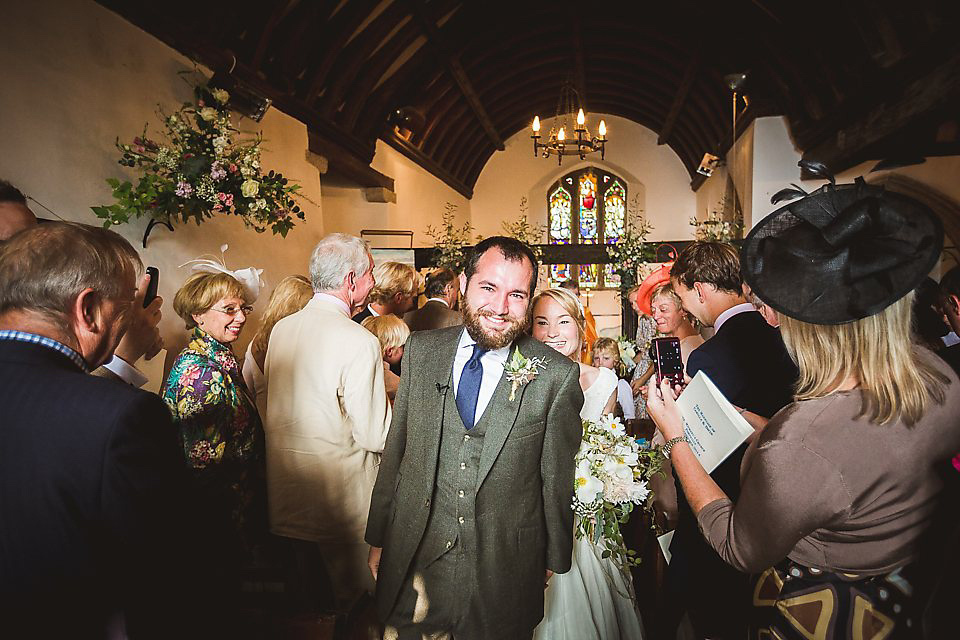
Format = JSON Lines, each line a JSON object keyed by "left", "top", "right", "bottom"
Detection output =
{"left": 532, "top": 296, "right": 580, "bottom": 359}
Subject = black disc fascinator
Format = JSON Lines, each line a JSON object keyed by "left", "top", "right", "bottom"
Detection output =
{"left": 741, "top": 161, "right": 943, "bottom": 325}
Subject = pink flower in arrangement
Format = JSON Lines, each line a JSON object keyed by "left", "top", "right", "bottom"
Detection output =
{"left": 224, "top": 194, "right": 234, "bottom": 207}
{"left": 213, "top": 204, "right": 222, "bottom": 211}
{"left": 198, "top": 99, "right": 205, "bottom": 107}
{"left": 229, "top": 163, "right": 238, "bottom": 173}
{"left": 218, "top": 192, "right": 228, "bottom": 202}
{"left": 175, "top": 181, "right": 193, "bottom": 198}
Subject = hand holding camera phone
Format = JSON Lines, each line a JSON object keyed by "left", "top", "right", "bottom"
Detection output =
{"left": 651, "top": 336, "right": 685, "bottom": 388}
{"left": 143, "top": 266, "right": 159, "bottom": 308}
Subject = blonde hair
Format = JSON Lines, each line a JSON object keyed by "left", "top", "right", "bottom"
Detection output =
{"left": 779, "top": 291, "right": 949, "bottom": 426}
{"left": 362, "top": 314, "right": 411, "bottom": 356}
{"left": 592, "top": 337, "right": 625, "bottom": 376}
{"left": 532, "top": 288, "right": 586, "bottom": 343}
{"left": 173, "top": 272, "right": 247, "bottom": 329}
{"left": 369, "top": 262, "right": 419, "bottom": 304}
{"left": 250, "top": 275, "right": 313, "bottom": 365}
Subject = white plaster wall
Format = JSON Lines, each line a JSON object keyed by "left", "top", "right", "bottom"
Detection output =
{"left": 320, "top": 139, "right": 471, "bottom": 247}
{"left": 0, "top": 0, "right": 325, "bottom": 373}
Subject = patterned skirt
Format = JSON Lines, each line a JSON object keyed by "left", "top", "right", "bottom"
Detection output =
{"left": 751, "top": 559, "right": 921, "bottom": 640}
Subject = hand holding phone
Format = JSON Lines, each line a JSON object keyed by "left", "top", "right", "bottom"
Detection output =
{"left": 143, "top": 266, "right": 159, "bottom": 308}
{"left": 651, "top": 336, "right": 685, "bottom": 388}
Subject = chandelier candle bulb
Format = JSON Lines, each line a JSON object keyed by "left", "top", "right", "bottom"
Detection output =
{"left": 598, "top": 120, "right": 606, "bottom": 138}
{"left": 533, "top": 116, "right": 540, "bottom": 132}
{"left": 577, "top": 108, "right": 585, "bottom": 127}
{"left": 558, "top": 127, "right": 566, "bottom": 141}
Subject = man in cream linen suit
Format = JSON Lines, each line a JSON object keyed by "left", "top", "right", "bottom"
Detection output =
{"left": 265, "top": 233, "right": 392, "bottom": 614}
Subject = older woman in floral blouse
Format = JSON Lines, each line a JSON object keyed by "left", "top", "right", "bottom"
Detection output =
{"left": 162, "top": 272, "right": 266, "bottom": 567}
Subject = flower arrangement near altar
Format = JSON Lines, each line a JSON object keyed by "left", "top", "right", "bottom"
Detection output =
{"left": 502, "top": 197, "right": 546, "bottom": 260}
{"left": 573, "top": 414, "right": 663, "bottom": 569}
{"left": 605, "top": 217, "right": 656, "bottom": 292}
{"left": 425, "top": 203, "right": 475, "bottom": 273}
{"left": 92, "top": 82, "right": 304, "bottom": 237}
{"left": 689, "top": 194, "right": 743, "bottom": 242}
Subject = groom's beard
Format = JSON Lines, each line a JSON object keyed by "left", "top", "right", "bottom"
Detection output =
{"left": 462, "top": 299, "right": 530, "bottom": 350}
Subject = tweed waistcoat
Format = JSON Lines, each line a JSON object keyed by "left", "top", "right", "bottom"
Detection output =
{"left": 415, "top": 374, "right": 495, "bottom": 568}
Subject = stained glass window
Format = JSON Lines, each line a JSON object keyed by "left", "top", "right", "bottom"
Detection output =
{"left": 546, "top": 168, "right": 627, "bottom": 289}
{"left": 603, "top": 181, "right": 625, "bottom": 243}
{"left": 578, "top": 173, "right": 598, "bottom": 244}
{"left": 549, "top": 186, "right": 572, "bottom": 244}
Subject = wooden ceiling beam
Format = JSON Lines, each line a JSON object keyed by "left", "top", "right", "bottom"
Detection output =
{"left": 802, "top": 51, "right": 960, "bottom": 175}
{"left": 658, "top": 53, "right": 699, "bottom": 145}
{"left": 405, "top": 0, "right": 505, "bottom": 151}
{"left": 382, "top": 131, "right": 474, "bottom": 198}
{"left": 569, "top": 0, "right": 587, "bottom": 106}
{"left": 318, "top": 0, "right": 411, "bottom": 119}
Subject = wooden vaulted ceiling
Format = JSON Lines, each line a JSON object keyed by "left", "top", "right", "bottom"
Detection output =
{"left": 99, "top": 0, "right": 960, "bottom": 198}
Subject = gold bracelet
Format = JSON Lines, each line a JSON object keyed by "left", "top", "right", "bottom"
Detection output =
{"left": 662, "top": 435, "right": 688, "bottom": 459}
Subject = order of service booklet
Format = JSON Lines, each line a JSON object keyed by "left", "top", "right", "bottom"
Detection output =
{"left": 674, "top": 371, "right": 755, "bottom": 474}
{"left": 659, "top": 371, "right": 755, "bottom": 563}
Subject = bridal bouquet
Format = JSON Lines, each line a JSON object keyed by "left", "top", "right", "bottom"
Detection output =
{"left": 573, "top": 414, "right": 663, "bottom": 569}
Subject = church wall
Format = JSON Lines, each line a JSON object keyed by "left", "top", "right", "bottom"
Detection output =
{"left": 0, "top": 0, "right": 327, "bottom": 382}
{"left": 471, "top": 115, "right": 697, "bottom": 336}
{"left": 320, "top": 139, "right": 472, "bottom": 247}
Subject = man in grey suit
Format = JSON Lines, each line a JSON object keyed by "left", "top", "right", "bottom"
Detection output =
{"left": 366, "top": 237, "right": 584, "bottom": 639}
{"left": 404, "top": 267, "right": 462, "bottom": 331}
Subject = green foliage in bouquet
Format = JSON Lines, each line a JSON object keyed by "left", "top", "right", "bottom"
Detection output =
{"left": 92, "top": 82, "right": 304, "bottom": 237}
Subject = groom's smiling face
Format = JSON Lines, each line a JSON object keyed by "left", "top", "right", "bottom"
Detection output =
{"left": 461, "top": 248, "right": 533, "bottom": 350}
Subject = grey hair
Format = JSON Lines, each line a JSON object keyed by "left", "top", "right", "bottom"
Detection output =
{"left": 0, "top": 222, "right": 142, "bottom": 329}
{"left": 309, "top": 233, "right": 370, "bottom": 292}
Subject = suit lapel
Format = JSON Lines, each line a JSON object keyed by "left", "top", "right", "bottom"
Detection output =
{"left": 475, "top": 342, "right": 527, "bottom": 491}
{"left": 426, "top": 328, "right": 462, "bottom": 460}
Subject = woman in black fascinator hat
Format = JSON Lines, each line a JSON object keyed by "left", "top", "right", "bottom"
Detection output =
{"left": 646, "top": 160, "right": 959, "bottom": 639}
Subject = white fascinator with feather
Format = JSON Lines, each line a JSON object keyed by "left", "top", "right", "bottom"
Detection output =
{"left": 179, "top": 244, "right": 265, "bottom": 302}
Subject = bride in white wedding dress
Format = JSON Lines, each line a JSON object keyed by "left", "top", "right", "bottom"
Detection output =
{"left": 530, "top": 288, "right": 646, "bottom": 640}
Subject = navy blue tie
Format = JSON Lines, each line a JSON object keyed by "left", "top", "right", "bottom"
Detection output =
{"left": 456, "top": 344, "right": 488, "bottom": 429}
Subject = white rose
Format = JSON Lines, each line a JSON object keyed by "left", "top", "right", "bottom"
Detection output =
{"left": 199, "top": 107, "right": 219, "bottom": 122}
{"left": 241, "top": 179, "right": 260, "bottom": 198}
{"left": 211, "top": 88, "right": 230, "bottom": 104}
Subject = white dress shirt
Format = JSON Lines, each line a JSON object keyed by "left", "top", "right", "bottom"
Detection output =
{"left": 101, "top": 355, "right": 148, "bottom": 388}
{"left": 713, "top": 302, "right": 757, "bottom": 332}
{"left": 452, "top": 329, "right": 511, "bottom": 422}
{"left": 427, "top": 297, "right": 449, "bottom": 307}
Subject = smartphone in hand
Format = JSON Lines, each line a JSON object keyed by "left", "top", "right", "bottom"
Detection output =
{"left": 651, "top": 336, "right": 684, "bottom": 387}
{"left": 143, "top": 266, "right": 159, "bottom": 308}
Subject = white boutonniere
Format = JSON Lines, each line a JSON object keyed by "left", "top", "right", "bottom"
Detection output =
{"left": 504, "top": 347, "right": 548, "bottom": 401}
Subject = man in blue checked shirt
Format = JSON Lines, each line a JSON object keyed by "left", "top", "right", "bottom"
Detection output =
{"left": 0, "top": 222, "right": 196, "bottom": 639}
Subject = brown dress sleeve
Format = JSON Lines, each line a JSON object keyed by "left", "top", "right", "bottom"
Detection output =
{"left": 695, "top": 439, "right": 851, "bottom": 573}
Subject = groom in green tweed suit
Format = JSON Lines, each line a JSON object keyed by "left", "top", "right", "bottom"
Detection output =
{"left": 366, "top": 237, "right": 584, "bottom": 639}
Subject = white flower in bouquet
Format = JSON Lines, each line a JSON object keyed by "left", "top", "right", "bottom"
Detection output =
{"left": 571, "top": 413, "right": 664, "bottom": 570}
{"left": 575, "top": 459, "right": 604, "bottom": 504}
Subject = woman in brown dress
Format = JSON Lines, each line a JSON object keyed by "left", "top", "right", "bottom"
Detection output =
{"left": 647, "top": 173, "right": 959, "bottom": 639}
